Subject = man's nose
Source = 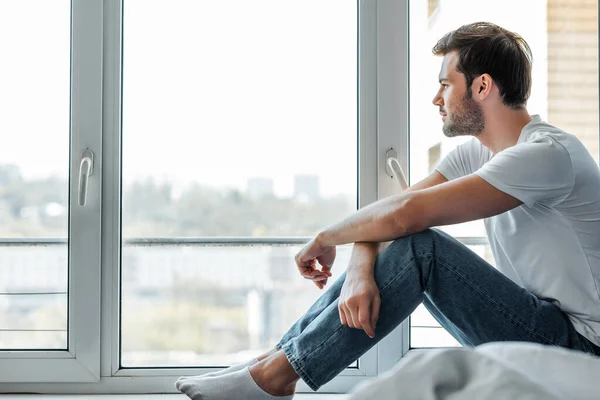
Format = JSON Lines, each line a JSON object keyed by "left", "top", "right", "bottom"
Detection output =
{"left": 432, "top": 92, "right": 443, "bottom": 107}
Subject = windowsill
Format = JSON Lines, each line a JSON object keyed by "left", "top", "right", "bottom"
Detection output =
{"left": 0, "top": 396, "right": 348, "bottom": 399}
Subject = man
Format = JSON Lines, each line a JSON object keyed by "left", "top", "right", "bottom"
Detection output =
{"left": 176, "top": 22, "right": 600, "bottom": 400}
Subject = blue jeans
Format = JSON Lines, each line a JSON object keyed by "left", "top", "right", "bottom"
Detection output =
{"left": 275, "top": 229, "right": 600, "bottom": 391}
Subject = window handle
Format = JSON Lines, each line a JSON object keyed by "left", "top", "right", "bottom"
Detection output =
{"left": 78, "top": 148, "right": 94, "bottom": 207}
{"left": 386, "top": 148, "right": 408, "bottom": 190}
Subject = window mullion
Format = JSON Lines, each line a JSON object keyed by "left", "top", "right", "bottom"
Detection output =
{"left": 376, "top": 0, "right": 411, "bottom": 373}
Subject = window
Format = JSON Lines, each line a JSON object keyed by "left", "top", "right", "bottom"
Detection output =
{"left": 120, "top": 0, "right": 359, "bottom": 371}
{"left": 408, "top": 0, "right": 599, "bottom": 348}
{"left": 0, "top": 0, "right": 70, "bottom": 352}
{"left": 0, "top": 0, "right": 103, "bottom": 382}
{"left": 1, "top": 0, "right": 597, "bottom": 394}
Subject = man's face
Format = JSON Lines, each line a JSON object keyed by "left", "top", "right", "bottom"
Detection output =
{"left": 432, "top": 51, "right": 485, "bottom": 137}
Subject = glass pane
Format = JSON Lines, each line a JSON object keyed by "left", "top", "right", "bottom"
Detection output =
{"left": 409, "top": 0, "right": 598, "bottom": 348}
{"left": 121, "top": 1, "right": 357, "bottom": 367}
{"left": 121, "top": 243, "right": 353, "bottom": 367}
{"left": 0, "top": 1, "right": 70, "bottom": 350}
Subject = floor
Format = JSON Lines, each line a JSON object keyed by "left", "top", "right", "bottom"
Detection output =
{"left": 0, "top": 396, "right": 347, "bottom": 399}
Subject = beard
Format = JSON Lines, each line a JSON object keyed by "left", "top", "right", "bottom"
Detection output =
{"left": 442, "top": 91, "right": 485, "bottom": 138}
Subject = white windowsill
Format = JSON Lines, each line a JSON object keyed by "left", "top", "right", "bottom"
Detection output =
{"left": 0, "top": 396, "right": 348, "bottom": 399}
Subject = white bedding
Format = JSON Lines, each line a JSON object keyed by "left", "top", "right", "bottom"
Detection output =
{"left": 347, "top": 342, "right": 600, "bottom": 399}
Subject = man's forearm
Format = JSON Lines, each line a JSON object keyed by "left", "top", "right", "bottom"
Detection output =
{"left": 317, "top": 193, "right": 420, "bottom": 247}
{"left": 347, "top": 241, "right": 393, "bottom": 276}
{"left": 346, "top": 242, "right": 378, "bottom": 276}
{"left": 317, "top": 171, "right": 449, "bottom": 248}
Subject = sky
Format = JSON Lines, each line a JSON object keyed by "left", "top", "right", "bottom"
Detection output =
{"left": 3, "top": 0, "right": 595, "bottom": 201}
{"left": 1, "top": 0, "right": 358, "bottom": 198}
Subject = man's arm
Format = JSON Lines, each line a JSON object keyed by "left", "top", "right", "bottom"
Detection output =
{"left": 402, "top": 170, "right": 450, "bottom": 194}
{"left": 347, "top": 171, "right": 449, "bottom": 275}
{"left": 374, "top": 171, "right": 449, "bottom": 250}
{"left": 334, "top": 172, "right": 454, "bottom": 335}
{"left": 318, "top": 173, "right": 522, "bottom": 248}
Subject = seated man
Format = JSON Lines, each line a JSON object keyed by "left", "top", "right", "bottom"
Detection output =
{"left": 176, "top": 21, "right": 600, "bottom": 400}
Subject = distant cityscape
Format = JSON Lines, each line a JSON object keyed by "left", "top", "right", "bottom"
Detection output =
{"left": 247, "top": 174, "right": 321, "bottom": 202}
{"left": 0, "top": 238, "right": 461, "bottom": 365}
{"left": 0, "top": 163, "right": 361, "bottom": 363}
{"left": 0, "top": 159, "right": 457, "bottom": 361}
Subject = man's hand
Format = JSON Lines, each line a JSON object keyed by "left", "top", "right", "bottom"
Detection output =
{"left": 338, "top": 272, "right": 380, "bottom": 338}
{"left": 295, "top": 237, "right": 336, "bottom": 289}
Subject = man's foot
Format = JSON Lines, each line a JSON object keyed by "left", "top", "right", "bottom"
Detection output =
{"left": 175, "top": 358, "right": 259, "bottom": 382}
{"left": 175, "top": 366, "right": 294, "bottom": 400}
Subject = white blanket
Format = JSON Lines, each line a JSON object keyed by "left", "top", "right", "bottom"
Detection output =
{"left": 347, "top": 342, "right": 600, "bottom": 399}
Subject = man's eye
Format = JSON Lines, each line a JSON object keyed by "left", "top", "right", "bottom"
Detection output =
{"left": 441, "top": 84, "right": 449, "bottom": 88}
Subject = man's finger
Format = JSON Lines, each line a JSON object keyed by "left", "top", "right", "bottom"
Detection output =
{"left": 301, "top": 269, "right": 326, "bottom": 278}
{"left": 358, "top": 300, "right": 374, "bottom": 338}
{"left": 345, "top": 307, "right": 356, "bottom": 328}
{"left": 341, "top": 305, "right": 354, "bottom": 328}
{"left": 320, "top": 265, "right": 331, "bottom": 287}
{"left": 339, "top": 303, "right": 348, "bottom": 325}
{"left": 304, "top": 274, "right": 329, "bottom": 281}
{"left": 349, "top": 305, "right": 361, "bottom": 330}
{"left": 339, "top": 304, "right": 347, "bottom": 326}
{"left": 302, "top": 269, "right": 331, "bottom": 278}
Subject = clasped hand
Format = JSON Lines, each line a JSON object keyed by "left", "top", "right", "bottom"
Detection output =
{"left": 294, "top": 237, "right": 335, "bottom": 290}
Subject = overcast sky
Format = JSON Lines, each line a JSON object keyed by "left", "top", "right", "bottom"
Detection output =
{"left": 1, "top": 0, "right": 358, "bottom": 198}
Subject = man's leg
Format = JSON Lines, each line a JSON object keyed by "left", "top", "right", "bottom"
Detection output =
{"left": 274, "top": 270, "right": 347, "bottom": 350}
{"left": 277, "top": 228, "right": 591, "bottom": 391}
{"left": 175, "top": 262, "right": 345, "bottom": 390}
{"left": 177, "top": 228, "right": 593, "bottom": 398}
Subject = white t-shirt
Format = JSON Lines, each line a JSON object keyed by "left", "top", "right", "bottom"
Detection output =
{"left": 436, "top": 115, "right": 600, "bottom": 346}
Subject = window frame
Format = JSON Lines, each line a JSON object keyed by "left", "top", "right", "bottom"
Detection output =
{"left": 375, "top": 0, "right": 412, "bottom": 370}
{"left": 0, "top": 0, "right": 103, "bottom": 384}
{"left": 102, "top": 0, "right": 386, "bottom": 394}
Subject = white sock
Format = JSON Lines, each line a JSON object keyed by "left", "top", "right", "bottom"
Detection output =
{"left": 175, "top": 366, "right": 295, "bottom": 400}
{"left": 176, "top": 358, "right": 259, "bottom": 381}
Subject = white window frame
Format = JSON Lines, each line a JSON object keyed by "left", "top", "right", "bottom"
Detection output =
{"left": 102, "top": 0, "right": 384, "bottom": 393}
{"left": 0, "top": 0, "right": 414, "bottom": 393}
{"left": 0, "top": 0, "right": 103, "bottom": 385}
{"left": 374, "top": 0, "right": 412, "bottom": 371}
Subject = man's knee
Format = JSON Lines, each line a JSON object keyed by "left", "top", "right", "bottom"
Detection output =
{"left": 372, "top": 230, "right": 441, "bottom": 290}
{"left": 385, "top": 229, "right": 439, "bottom": 256}
{"left": 383, "top": 229, "right": 465, "bottom": 264}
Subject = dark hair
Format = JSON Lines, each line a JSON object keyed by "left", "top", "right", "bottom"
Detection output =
{"left": 432, "top": 22, "right": 532, "bottom": 110}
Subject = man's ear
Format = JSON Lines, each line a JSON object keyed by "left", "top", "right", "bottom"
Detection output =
{"left": 474, "top": 74, "right": 493, "bottom": 100}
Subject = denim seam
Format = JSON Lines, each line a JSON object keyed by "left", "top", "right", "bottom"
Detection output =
{"left": 378, "top": 258, "right": 418, "bottom": 293}
{"left": 419, "top": 252, "right": 476, "bottom": 346}
{"left": 436, "top": 258, "right": 556, "bottom": 345}
{"left": 280, "top": 341, "right": 320, "bottom": 391}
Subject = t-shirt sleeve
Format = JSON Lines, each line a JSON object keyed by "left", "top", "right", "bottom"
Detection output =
{"left": 474, "top": 136, "right": 575, "bottom": 207}
{"left": 435, "top": 138, "right": 480, "bottom": 181}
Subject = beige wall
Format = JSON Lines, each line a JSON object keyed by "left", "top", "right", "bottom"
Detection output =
{"left": 548, "top": 0, "right": 599, "bottom": 161}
